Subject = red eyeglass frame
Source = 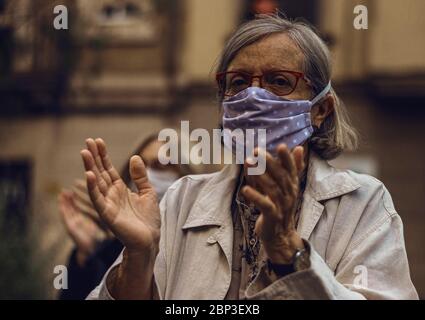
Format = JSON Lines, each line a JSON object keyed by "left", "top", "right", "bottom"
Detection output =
{"left": 216, "top": 69, "right": 312, "bottom": 97}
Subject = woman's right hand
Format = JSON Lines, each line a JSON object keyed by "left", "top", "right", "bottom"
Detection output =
{"left": 80, "top": 138, "right": 161, "bottom": 256}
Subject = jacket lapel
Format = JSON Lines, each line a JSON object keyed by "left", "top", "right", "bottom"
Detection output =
{"left": 297, "top": 152, "right": 361, "bottom": 240}
{"left": 181, "top": 164, "right": 241, "bottom": 299}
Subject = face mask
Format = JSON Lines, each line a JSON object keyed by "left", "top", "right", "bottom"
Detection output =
{"left": 222, "top": 82, "right": 331, "bottom": 155}
{"left": 146, "top": 168, "right": 180, "bottom": 200}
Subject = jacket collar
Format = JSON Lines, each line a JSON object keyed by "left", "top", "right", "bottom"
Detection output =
{"left": 305, "top": 152, "right": 361, "bottom": 201}
{"left": 182, "top": 164, "right": 241, "bottom": 229}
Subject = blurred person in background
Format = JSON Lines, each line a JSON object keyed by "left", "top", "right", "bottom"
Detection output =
{"left": 82, "top": 15, "right": 417, "bottom": 300}
{"left": 58, "top": 134, "right": 190, "bottom": 300}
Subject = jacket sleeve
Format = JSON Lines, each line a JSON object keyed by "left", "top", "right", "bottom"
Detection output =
{"left": 245, "top": 194, "right": 418, "bottom": 300}
{"left": 85, "top": 250, "right": 123, "bottom": 300}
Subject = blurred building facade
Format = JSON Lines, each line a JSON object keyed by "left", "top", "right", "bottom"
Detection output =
{"left": 0, "top": 0, "right": 424, "bottom": 298}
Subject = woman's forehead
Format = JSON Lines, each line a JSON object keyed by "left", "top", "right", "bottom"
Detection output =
{"left": 227, "top": 33, "right": 304, "bottom": 72}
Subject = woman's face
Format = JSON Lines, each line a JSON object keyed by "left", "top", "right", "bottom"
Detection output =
{"left": 227, "top": 32, "right": 332, "bottom": 128}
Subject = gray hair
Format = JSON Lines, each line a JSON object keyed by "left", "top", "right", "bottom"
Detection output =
{"left": 216, "top": 14, "right": 358, "bottom": 160}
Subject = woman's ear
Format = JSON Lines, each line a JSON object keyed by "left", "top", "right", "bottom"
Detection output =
{"left": 311, "top": 94, "right": 335, "bottom": 128}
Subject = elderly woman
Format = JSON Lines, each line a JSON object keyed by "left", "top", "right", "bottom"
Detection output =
{"left": 82, "top": 15, "right": 418, "bottom": 299}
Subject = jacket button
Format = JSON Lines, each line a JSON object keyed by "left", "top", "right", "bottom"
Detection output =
{"left": 207, "top": 236, "right": 217, "bottom": 244}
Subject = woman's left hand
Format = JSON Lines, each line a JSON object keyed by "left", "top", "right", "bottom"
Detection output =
{"left": 242, "top": 144, "right": 305, "bottom": 265}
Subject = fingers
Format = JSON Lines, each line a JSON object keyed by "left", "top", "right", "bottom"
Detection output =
{"left": 73, "top": 191, "right": 101, "bottom": 223}
{"left": 243, "top": 145, "right": 304, "bottom": 231}
{"left": 96, "top": 138, "right": 121, "bottom": 182}
{"left": 85, "top": 171, "right": 107, "bottom": 214}
{"left": 268, "top": 144, "right": 305, "bottom": 195}
{"left": 241, "top": 185, "right": 280, "bottom": 222}
{"left": 58, "top": 191, "right": 68, "bottom": 219}
{"left": 81, "top": 138, "right": 124, "bottom": 198}
{"left": 262, "top": 150, "right": 296, "bottom": 197}
{"left": 292, "top": 146, "right": 305, "bottom": 173}
{"left": 245, "top": 162, "right": 285, "bottom": 202}
{"left": 81, "top": 149, "right": 109, "bottom": 195}
{"left": 86, "top": 138, "right": 113, "bottom": 187}
{"left": 74, "top": 178, "right": 87, "bottom": 190}
{"left": 129, "top": 155, "right": 154, "bottom": 196}
{"left": 276, "top": 144, "right": 297, "bottom": 179}
{"left": 73, "top": 179, "right": 94, "bottom": 208}
{"left": 247, "top": 148, "right": 296, "bottom": 200}
{"left": 73, "top": 179, "right": 109, "bottom": 230}
{"left": 245, "top": 165, "right": 294, "bottom": 230}
{"left": 58, "top": 190, "right": 77, "bottom": 228}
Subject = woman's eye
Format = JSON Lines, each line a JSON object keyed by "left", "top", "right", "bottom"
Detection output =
{"left": 271, "top": 77, "right": 290, "bottom": 86}
{"left": 229, "top": 77, "right": 248, "bottom": 87}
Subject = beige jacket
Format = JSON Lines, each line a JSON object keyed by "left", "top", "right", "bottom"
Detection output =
{"left": 88, "top": 152, "right": 418, "bottom": 300}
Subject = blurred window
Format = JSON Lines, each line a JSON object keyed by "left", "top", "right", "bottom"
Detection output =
{"left": 98, "top": 1, "right": 143, "bottom": 25}
{"left": 0, "top": 0, "right": 6, "bottom": 14}
{"left": 0, "top": 160, "right": 31, "bottom": 232}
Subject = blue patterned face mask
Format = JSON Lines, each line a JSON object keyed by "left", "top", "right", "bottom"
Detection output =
{"left": 222, "top": 82, "right": 331, "bottom": 154}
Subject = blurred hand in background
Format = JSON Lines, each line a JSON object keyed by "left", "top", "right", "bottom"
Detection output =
{"left": 57, "top": 178, "right": 124, "bottom": 300}
{"left": 58, "top": 185, "right": 102, "bottom": 267}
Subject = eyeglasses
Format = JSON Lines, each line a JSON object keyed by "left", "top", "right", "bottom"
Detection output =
{"left": 216, "top": 70, "right": 311, "bottom": 97}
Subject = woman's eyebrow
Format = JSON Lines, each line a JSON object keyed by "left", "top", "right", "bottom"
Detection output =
{"left": 226, "top": 67, "right": 253, "bottom": 73}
